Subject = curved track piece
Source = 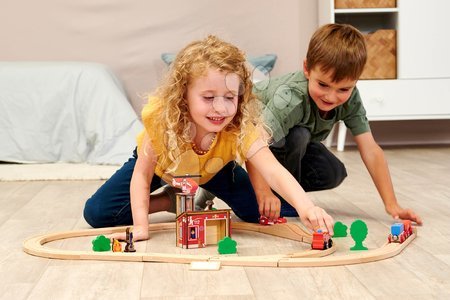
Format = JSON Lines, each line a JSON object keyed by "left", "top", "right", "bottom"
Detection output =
{"left": 279, "top": 229, "right": 417, "bottom": 267}
{"left": 232, "top": 222, "right": 313, "bottom": 243}
{"left": 22, "top": 223, "right": 416, "bottom": 267}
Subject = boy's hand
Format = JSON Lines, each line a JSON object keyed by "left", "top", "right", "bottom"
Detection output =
{"left": 300, "top": 206, "right": 334, "bottom": 235}
{"left": 109, "top": 225, "right": 149, "bottom": 242}
{"left": 256, "top": 191, "right": 281, "bottom": 222}
{"left": 386, "top": 203, "right": 423, "bottom": 225}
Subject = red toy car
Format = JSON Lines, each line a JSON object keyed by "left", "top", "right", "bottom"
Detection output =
{"left": 258, "top": 215, "right": 287, "bottom": 225}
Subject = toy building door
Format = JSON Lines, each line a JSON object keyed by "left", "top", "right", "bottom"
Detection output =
{"left": 205, "top": 219, "right": 226, "bottom": 245}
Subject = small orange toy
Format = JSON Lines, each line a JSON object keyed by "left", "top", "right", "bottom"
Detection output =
{"left": 112, "top": 238, "right": 122, "bottom": 252}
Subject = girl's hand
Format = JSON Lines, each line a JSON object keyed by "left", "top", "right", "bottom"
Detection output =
{"left": 299, "top": 206, "right": 334, "bottom": 235}
{"left": 108, "top": 226, "right": 150, "bottom": 242}
{"left": 386, "top": 203, "right": 423, "bottom": 225}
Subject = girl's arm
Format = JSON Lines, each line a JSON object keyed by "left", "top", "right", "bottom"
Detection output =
{"left": 248, "top": 145, "right": 334, "bottom": 234}
{"left": 129, "top": 133, "right": 158, "bottom": 241}
{"left": 354, "top": 132, "right": 422, "bottom": 224}
{"left": 110, "top": 133, "right": 157, "bottom": 242}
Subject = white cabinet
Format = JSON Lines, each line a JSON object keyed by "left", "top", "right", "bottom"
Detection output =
{"left": 397, "top": 0, "right": 450, "bottom": 79}
{"left": 319, "top": 0, "right": 450, "bottom": 151}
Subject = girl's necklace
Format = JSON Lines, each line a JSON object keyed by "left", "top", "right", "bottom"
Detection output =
{"left": 191, "top": 133, "right": 216, "bottom": 155}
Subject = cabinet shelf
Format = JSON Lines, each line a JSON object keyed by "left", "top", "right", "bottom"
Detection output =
{"left": 335, "top": 8, "right": 398, "bottom": 14}
{"left": 335, "top": 12, "right": 397, "bottom": 32}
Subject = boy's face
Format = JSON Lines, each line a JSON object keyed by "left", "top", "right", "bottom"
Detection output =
{"left": 303, "top": 61, "right": 357, "bottom": 115}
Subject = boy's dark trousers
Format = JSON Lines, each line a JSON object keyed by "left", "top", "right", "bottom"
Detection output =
{"left": 270, "top": 126, "right": 347, "bottom": 216}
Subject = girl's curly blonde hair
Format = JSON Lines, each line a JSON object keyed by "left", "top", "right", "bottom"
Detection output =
{"left": 144, "top": 35, "right": 267, "bottom": 171}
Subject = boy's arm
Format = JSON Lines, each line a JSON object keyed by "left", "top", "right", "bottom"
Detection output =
{"left": 354, "top": 132, "right": 423, "bottom": 224}
{"left": 248, "top": 146, "right": 334, "bottom": 234}
{"left": 246, "top": 160, "right": 281, "bottom": 221}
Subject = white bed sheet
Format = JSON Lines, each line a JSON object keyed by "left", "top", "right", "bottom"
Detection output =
{"left": 0, "top": 62, "right": 143, "bottom": 164}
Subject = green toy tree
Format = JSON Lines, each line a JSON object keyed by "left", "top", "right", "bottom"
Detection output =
{"left": 92, "top": 235, "right": 111, "bottom": 252}
{"left": 350, "top": 219, "right": 368, "bottom": 250}
{"left": 333, "top": 221, "right": 348, "bottom": 237}
{"left": 217, "top": 236, "right": 237, "bottom": 254}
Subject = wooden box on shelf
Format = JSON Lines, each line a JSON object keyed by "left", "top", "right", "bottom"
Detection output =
{"left": 360, "top": 29, "right": 396, "bottom": 79}
{"left": 334, "top": 0, "right": 396, "bottom": 9}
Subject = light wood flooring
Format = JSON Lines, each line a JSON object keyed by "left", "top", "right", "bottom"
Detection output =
{"left": 1, "top": 146, "right": 449, "bottom": 299}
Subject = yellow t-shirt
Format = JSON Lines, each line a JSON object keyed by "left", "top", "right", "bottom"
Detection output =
{"left": 136, "top": 100, "right": 262, "bottom": 185}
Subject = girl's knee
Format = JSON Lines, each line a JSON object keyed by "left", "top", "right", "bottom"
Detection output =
{"left": 83, "top": 199, "right": 104, "bottom": 228}
{"left": 83, "top": 195, "right": 129, "bottom": 228}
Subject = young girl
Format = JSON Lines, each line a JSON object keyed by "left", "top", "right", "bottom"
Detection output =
{"left": 83, "top": 35, "right": 334, "bottom": 241}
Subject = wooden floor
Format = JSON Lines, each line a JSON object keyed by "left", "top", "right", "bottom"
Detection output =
{"left": 1, "top": 146, "right": 449, "bottom": 299}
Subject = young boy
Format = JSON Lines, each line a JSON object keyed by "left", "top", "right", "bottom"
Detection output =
{"left": 246, "top": 23, "right": 422, "bottom": 225}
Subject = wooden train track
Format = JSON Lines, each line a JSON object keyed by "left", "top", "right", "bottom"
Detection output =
{"left": 22, "top": 222, "right": 416, "bottom": 267}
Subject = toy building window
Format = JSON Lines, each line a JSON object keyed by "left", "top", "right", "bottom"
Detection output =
{"left": 189, "top": 226, "right": 198, "bottom": 240}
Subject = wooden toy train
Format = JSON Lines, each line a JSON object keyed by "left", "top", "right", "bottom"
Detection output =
{"left": 311, "top": 230, "right": 333, "bottom": 250}
{"left": 388, "top": 220, "right": 413, "bottom": 243}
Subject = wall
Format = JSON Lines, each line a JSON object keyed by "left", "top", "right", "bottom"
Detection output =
{"left": 0, "top": 0, "right": 316, "bottom": 113}
{"left": 1, "top": 0, "right": 448, "bottom": 146}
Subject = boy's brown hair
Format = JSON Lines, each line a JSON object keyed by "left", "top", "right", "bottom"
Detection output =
{"left": 306, "top": 23, "right": 367, "bottom": 82}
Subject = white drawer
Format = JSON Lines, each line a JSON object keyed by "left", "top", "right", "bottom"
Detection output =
{"left": 357, "top": 79, "right": 450, "bottom": 121}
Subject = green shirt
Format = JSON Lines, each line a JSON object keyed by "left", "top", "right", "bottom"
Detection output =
{"left": 253, "top": 71, "right": 370, "bottom": 143}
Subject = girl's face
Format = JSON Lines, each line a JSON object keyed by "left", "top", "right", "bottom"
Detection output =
{"left": 186, "top": 68, "right": 239, "bottom": 141}
{"left": 303, "top": 61, "right": 356, "bottom": 116}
